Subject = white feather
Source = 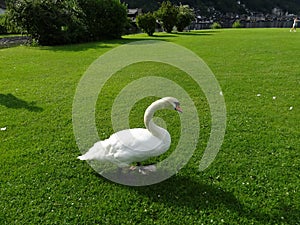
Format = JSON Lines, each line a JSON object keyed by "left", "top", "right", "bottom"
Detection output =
{"left": 77, "top": 97, "right": 181, "bottom": 167}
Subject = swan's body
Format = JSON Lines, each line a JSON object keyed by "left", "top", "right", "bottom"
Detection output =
{"left": 77, "top": 97, "right": 182, "bottom": 168}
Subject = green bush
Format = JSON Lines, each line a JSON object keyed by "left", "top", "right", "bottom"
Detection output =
{"left": 176, "top": 4, "right": 195, "bottom": 32}
{"left": 136, "top": 12, "right": 156, "bottom": 36}
{"left": 0, "top": 15, "right": 7, "bottom": 34}
{"left": 232, "top": 20, "right": 242, "bottom": 28}
{"left": 5, "top": 0, "right": 128, "bottom": 45}
{"left": 211, "top": 22, "right": 222, "bottom": 29}
{"left": 0, "top": 12, "right": 23, "bottom": 34}
{"left": 5, "top": 0, "right": 86, "bottom": 45}
{"left": 155, "top": 1, "right": 179, "bottom": 33}
{"left": 77, "top": 0, "right": 128, "bottom": 40}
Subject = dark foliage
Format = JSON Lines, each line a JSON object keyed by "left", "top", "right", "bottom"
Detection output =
{"left": 122, "top": 0, "right": 300, "bottom": 14}
{"left": 155, "top": 1, "right": 178, "bottom": 33}
{"left": 0, "top": 15, "right": 7, "bottom": 34}
{"left": 176, "top": 4, "right": 195, "bottom": 32}
{"left": 5, "top": 0, "right": 86, "bottom": 45}
{"left": 77, "top": 0, "right": 128, "bottom": 40}
{"left": 136, "top": 12, "right": 156, "bottom": 36}
{"left": 5, "top": 0, "right": 128, "bottom": 45}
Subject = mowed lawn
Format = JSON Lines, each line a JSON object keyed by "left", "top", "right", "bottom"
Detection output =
{"left": 0, "top": 29, "right": 299, "bottom": 224}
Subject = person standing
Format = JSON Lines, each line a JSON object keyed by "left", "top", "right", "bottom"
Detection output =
{"left": 290, "top": 17, "right": 299, "bottom": 32}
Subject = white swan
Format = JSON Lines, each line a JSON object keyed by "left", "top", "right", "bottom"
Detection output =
{"left": 77, "top": 97, "right": 182, "bottom": 171}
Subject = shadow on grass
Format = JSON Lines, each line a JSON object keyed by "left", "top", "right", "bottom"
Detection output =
{"left": 0, "top": 93, "right": 43, "bottom": 112}
{"left": 151, "top": 34, "right": 179, "bottom": 38}
{"left": 37, "top": 38, "right": 173, "bottom": 52}
{"left": 134, "top": 175, "right": 242, "bottom": 206}
{"left": 129, "top": 175, "right": 296, "bottom": 224}
{"left": 34, "top": 31, "right": 218, "bottom": 52}
{"left": 175, "top": 31, "right": 217, "bottom": 36}
{"left": 39, "top": 41, "right": 116, "bottom": 52}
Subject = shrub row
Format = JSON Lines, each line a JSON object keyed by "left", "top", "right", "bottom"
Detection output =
{"left": 136, "top": 1, "right": 195, "bottom": 36}
{"left": 4, "top": 0, "right": 128, "bottom": 45}
{"left": 211, "top": 20, "right": 243, "bottom": 29}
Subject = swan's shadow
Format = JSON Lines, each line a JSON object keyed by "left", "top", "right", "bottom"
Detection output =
{"left": 133, "top": 175, "right": 243, "bottom": 209}
{"left": 97, "top": 171, "right": 247, "bottom": 214}
{"left": 95, "top": 170, "right": 298, "bottom": 223}
{"left": 131, "top": 176, "right": 271, "bottom": 224}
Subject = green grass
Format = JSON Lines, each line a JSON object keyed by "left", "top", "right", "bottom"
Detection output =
{"left": 0, "top": 28, "right": 299, "bottom": 224}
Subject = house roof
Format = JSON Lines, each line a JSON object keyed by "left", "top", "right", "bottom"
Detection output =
{"left": 128, "top": 8, "right": 141, "bottom": 15}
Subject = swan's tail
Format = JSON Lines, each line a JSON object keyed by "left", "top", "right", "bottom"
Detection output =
{"left": 77, "top": 155, "right": 89, "bottom": 160}
{"left": 77, "top": 142, "right": 106, "bottom": 161}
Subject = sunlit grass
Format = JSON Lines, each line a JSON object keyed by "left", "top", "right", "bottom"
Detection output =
{"left": 0, "top": 29, "right": 299, "bottom": 224}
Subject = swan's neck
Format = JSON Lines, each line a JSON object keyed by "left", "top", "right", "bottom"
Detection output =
{"left": 144, "top": 99, "right": 169, "bottom": 139}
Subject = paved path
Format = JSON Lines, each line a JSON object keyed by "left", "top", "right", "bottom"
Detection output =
{"left": 0, "top": 36, "right": 31, "bottom": 48}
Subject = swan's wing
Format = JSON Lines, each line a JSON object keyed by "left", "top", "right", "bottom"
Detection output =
{"left": 111, "top": 128, "right": 169, "bottom": 151}
{"left": 107, "top": 128, "right": 171, "bottom": 164}
{"left": 81, "top": 128, "right": 171, "bottom": 166}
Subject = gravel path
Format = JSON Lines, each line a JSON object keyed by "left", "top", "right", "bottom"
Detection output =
{"left": 0, "top": 36, "right": 31, "bottom": 48}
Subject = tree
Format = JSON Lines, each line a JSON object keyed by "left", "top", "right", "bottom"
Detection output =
{"left": 77, "top": 0, "right": 128, "bottom": 40}
{"left": 155, "top": 1, "right": 178, "bottom": 33}
{"left": 176, "top": 4, "right": 195, "bottom": 32}
{"left": 5, "top": 0, "right": 128, "bottom": 45}
{"left": 211, "top": 22, "right": 222, "bottom": 29}
{"left": 136, "top": 12, "right": 156, "bottom": 36}
{"left": 5, "top": 0, "right": 87, "bottom": 45}
{"left": 232, "top": 20, "right": 242, "bottom": 28}
{"left": 123, "top": 0, "right": 300, "bottom": 16}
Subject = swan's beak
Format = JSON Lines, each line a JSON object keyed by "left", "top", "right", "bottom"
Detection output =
{"left": 175, "top": 105, "right": 183, "bottom": 113}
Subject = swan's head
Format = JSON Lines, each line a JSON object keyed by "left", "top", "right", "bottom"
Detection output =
{"left": 161, "top": 97, "right": 183, "bottom": 113}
